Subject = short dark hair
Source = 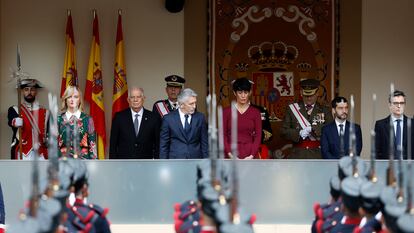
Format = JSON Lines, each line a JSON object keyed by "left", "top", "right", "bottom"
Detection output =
{"left": 331, "top": 96, "right": 348, "bottom": 108}
{"left": 388, "top": 90, "right": 405, "bottom": 103}
{"left": 232, "top": 78, "right": 252, "bottom": 92}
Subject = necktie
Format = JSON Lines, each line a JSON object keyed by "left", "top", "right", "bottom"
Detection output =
{"left": 184, "top": 114, "right": 191, "bottom": 133}
{"left": 134, "top": 113, "right": 139, "bottom": 136}
{"left": 306, "top": 104, "right": 313, "bottom": 115}
{"left": 395, "top": 119, "right": 401, "bottom": 158}
{"left": 172, "top": 103, "right": 177, "bottom": 110}
{"left": 339, "top": 124, "right": 344, "bottom": 136}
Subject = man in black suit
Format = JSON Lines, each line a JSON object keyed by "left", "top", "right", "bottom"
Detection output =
{"left": 109, "top": 87, "right": 161, "bottom": 159}
{"left": 159, "top": 88, "right": 208, "bottom": 159}
{"left": 375, "top": 90, "right": 413, "bottom": 159}
{"left": 321, "top": 96, "right": 362, "bottom": 159}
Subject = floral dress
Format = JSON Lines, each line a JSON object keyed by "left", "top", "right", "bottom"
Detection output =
{"left": 57, "top": 112, "right": 97, "bottom": 159}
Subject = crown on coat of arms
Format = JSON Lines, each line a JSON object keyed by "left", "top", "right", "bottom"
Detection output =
{"left": 296, "top": 62, "right": 312, "bottom": 79}
{"left": 248, "top": 41, "right": 299, "bottom": 72}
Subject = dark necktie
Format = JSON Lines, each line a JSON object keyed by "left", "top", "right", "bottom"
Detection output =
{"left": 134, "top": 113, "right": 139, "bottom": 136}
{"left": 172, "top": 103, "right": 177, "bottom": 110}
{"left": 306, "top": 104, "right": 313, "bottom": 115}
{"left": 184, "top": 114, "right": 191, "bottom": 133}
{"left": 339, "top": 124, "right": 344, "bottom": 136}
{"left": 395, "top": 119, "right": 401, "bottom": 158}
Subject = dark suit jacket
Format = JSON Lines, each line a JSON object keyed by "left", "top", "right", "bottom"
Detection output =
{"left": 109, "top": 108, "right": 160, "bottom": 159}
{"left": 375, "top": 115, "right": 413, "bottom": 159}
{"left": 159, "top": 110, "right": 208, "bottom": 159}
{"left": 321, "top": 121, "right": 362, "bottom": 159}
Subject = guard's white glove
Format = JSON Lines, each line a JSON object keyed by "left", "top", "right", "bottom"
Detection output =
{"left": 12, "top": 117, "right": 23, "bottom": 127}
{"left": 299, "top": 126, "right": 312, "bottom": 139}
{"left": 244, "top": 155, "right": 254, "bottom": 160}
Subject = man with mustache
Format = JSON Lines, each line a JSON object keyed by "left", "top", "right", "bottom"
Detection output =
{"left": 7, "top": 78, "right": 49, "bottom": 160}
{"left": 320, "top": 96, "right": 362, "bottom": 159}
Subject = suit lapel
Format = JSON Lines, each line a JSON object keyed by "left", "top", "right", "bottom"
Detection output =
{"left": 124, "top": 110, "right": 136, "bottom": 138}
{"left": 173, "top": 111, "right": 187, "bottom": 140}
{"left": 136, "top": 109, "right": 148, "bottom": 139}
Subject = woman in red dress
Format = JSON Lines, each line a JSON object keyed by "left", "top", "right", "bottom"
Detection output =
{"left": 223, "top": 78, "right": 262, "bottom": 159}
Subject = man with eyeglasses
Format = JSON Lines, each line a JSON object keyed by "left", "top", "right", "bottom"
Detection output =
{"left": 374, "top": 90, "right": 413, "bottom": 159}
{"left": 110, "top": 86, "right": 161, "bottom": 159}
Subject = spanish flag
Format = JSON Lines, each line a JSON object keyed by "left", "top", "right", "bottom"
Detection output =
{"left": 61, "top": 10, "right": 78, "bottom": 97}
{"left": 112, "top": 11, "right": 128, "bottom": 118}
{"left": 85, "top": 11, "right": 106, "bottom": 160}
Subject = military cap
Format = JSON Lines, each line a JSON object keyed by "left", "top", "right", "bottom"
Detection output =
{"left": 300, "top": 78, "right": 319, "bottom": 96}
{"left": 19, "top": 78, "right": 43, "bottom": 89}
{"left": 341, "top": 176, "right": 366, "bottom": 212}
{"left": 359, "top": 181, "right": 382, "bottom": 214}
{"left": 165, "top": 75, "right": 185, "bottom": 87}
{"left": 379, "top": 186, "right": 398, "bottom": 210}
{"left": 383, "top": 201, "right": 406, "bottom": 233}
{"left": 219, "top": 223, "right": 255, "bottom": 233}
{"left": 396, "top": 213, "right": 414, "bottom": 233}
{"left": 338, "top": 156, "right": 368, "bottom": 180}
{"left": 329, "top": 175, "right": 341, "bottom": 200}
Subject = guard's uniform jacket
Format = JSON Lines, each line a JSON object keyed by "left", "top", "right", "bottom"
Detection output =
{"left": 152, "top": 99, "right": 178, "bottom": 119}
{"left": 7, "top": 101, "right": 49, "bottom": 160}
{"left": 65, "top": 198, "right": 111, "bottom": 233}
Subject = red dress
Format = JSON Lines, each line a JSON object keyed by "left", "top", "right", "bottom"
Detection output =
{"left": 223, "top": 105, "right": 262, "bottom": 159}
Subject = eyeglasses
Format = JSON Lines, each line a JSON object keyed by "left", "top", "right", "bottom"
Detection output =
{"left": 392, "top": 102, "right": 406, "bottom": 106}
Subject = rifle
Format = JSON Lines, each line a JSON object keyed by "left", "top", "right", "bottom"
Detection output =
{"left": 16, "top": 45, "right": 23, "bottom": 160}
{"left": 387, "top": 84, "right": 397, "bottom": 187}
{"left": 368, "top": 94, "right": 378, "bottom": 182}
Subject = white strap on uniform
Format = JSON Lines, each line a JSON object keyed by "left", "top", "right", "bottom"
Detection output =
{"left": 289, "top": 103, "right": 316, "bottom": 141}
{"left": 155, "top": 102, "right": 170, "bottom": 118}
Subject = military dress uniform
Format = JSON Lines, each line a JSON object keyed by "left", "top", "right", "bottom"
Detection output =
{"left": 281, "top": 100, "right": 332, "bottom": 159}
{"left": 7, "top": 79, "right": 49, "bottom": 160}
{"left": 281, "top": 78, "right": 332, "bottom": 159}
{"left": 152, "top": 75, "right": 185, "bottom": 119}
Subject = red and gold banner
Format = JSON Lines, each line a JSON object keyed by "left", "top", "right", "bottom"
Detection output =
{"left": 112, "top": 12, "right": 128, "bottom": 118}
{"left": 209, "top": 0, "right": 339, "bottom": 158}
{"left": 61, "top": 10, "right": 78, "bottom": 97}
{"left": 85, "top": 11, "right": 106, "bottom": 160}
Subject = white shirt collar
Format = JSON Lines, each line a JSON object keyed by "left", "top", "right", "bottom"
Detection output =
{"left": 65, "top": 110, "right": 81, "bottom": 120}
{"left": 131, "top": 108, "right": 143, "bottom": 117}
{"left": 335, "top": 119, "right": 346, "bottom": 125}
{"left": 391, "top": 115, "right": 404, "bottom": 122}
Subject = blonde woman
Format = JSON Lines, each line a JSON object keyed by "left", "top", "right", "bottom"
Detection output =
{"left": 58, "top": 86, "right": 97, "bottom": 159}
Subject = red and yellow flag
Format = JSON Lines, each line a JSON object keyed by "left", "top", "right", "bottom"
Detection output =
{"left": 61, "top": 10, "right": 78, "bottom": 97}
{"left": 112, "top": 12, "right": 128, "bottom": 118}
{"left": 85, "top": 11, "right": 106, "bottom": 160}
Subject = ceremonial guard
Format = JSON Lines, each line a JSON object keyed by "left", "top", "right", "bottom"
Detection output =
{"left": 152, "top": 74, "right": 185, "bottom": 119}
{"left": 7, "top": 78, "right": 49, "bottom": 160}
{"left": 281, "top": 78, "right": 332, "bottom": 159}
{"left": 65, "top": 160, "right": 111, "bottom": 232}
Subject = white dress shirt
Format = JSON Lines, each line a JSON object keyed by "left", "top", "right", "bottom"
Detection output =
{"left": 178, "top": 109, "right": 191, "bottom": 128}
